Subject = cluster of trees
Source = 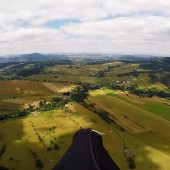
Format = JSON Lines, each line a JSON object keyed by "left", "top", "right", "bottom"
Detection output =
{"left": 82, "top": 102, "right": 113, "bottom": 123}
{"left": 1, "top": 57, "right": 73, "bottom": 80}
{"left": 92, "top": 68, "right": 112, "bottom": 77}
{"left": 148, "top": 74, "right": 158, "bottom": 84}
{"left": 27, "top": 97, "right": 65, "bottom": 113}
{"left": 63, "top": 85, "right": 89, "bottom": 102}
{"left": 108, "top": 83, "right": 170, "bottom": 99}
{"left": 109, "top": 83, "right": 126, "bottom": 91}
{"left": 139, "top": 57, "right": 170, "bottom": 72}
{"left": 63, "top": 84, "right": 101, "bottom": 102}
{"left": 160, "top": 73, "right": 170, "bottom": 88}
{"left": 130, "top": 88, "right": 170, "bottom": 98}
{"left": 0, "top": 111, "right": 28, "bottom": 121}
{"left": 17, "top": 68, "right": 42, "bottom": 77}
{"left": 39, "top": 97, "right": 65, "bottom": 111}
{"left": 64, "top": 83, "right": 102, "bottom": 102}
{"left": 71, "top": 88, "right": 88, "bottom": 102}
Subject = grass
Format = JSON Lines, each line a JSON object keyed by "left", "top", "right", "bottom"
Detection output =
{"left": 90, "top": 89, "right": 170, "bottom": 139}
{"left": 103, "top": 89, "right": 170, "bottom": 121}
{"left": 0, "top": 60, "right": 170, "bottom": 170}
{"left": 141, "top": 101, "right": 170, "bottom": 120}
{"left": 0, "top": 101, "right": 170, "bottom": 170}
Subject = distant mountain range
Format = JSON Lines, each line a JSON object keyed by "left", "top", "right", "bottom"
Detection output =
{"left": 0, "top": 53, "right": 169, "bottom": 63}
{"left": 0, "top": 53, "right": 69, "bottom": 63}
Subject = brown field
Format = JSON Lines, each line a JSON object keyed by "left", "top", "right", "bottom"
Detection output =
{"left": 57, "top": 85, "right": 77, "bottom": 93}
{"left": 2, "top": 98, "right": 40, "bottom": 108}
{"left": 0, "top": 101, "right": 22, "bottom": 115}
{"left": 2, "top": 98, "right": 33, "bottom": 105}
{"left": 0, "top": 80, "right": 53, "bottom": 97}
{"left": 43, "top": 83, "right": 58, "bottom": 92}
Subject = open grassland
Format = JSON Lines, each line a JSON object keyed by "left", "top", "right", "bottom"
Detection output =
{"left": 0, "top": 102, "right": 170, "bottom": 170}
{"left": 115, "top": 91, "right": 170, "bottom": 120}
{"left": 141, "top": 102, "right": 170, "bottom": 121}
{"left": 87, "top": 97, "right": 147, "bottom": 133}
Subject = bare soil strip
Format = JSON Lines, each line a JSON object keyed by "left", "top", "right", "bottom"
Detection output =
{"left": 43, "top": 83, "right": 58, "bottom": 92}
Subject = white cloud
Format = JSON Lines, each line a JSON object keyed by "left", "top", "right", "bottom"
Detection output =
{"left": 0, "top": 0, "right": 170, "bottom": 55}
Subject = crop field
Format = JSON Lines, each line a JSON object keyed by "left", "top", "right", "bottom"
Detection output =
{"left": 89, "top": 89, "right": 170, "bottom": 139}
{"left": 43, "top": 83, "right": 59, "bottom": 92}
{"left": 87, "top": 96, "right": 147, "bottom": 133}
{"left": 115, "top": 91, "right": 170, "bottom": 120}
{"left": 2, "top": 98, "right": 34, "bottom": 105}
{"left": 0, "top": 101, "right": 22, "bottom": 115}
{"left": 43, "top": 82, "right": 77, "bottom": 93}
{"left": 0, "top": 80, "right": 53, "bottom": 97}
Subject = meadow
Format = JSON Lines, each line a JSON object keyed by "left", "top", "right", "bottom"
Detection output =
{"left": 0, "top": 98, "right": 170, "bottom": 170}
{"left": 0, "top": 87, "right": 170, "bottom": 170}
{"left": 0, "top": 58, "right": 170, "bottom": 170}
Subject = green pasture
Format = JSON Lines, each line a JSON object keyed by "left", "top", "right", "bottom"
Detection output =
{"left": 141, "top": 101, "right": 170, "bottom": 120}
{"left": 0, "top": 102, "right": 170, "bottom": 170}
{"left": 90, "top": 89, "right": 170, "bottom": 139}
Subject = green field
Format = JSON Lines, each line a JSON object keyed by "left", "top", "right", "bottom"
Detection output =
{"left": 141, "top": 101, "right": 170, "bottom": 120}
{"left": 0, "top": 89, "right": 170, "bottom": 170}
{"left": 0, "top": 58, "right": 170, "bottom": 170}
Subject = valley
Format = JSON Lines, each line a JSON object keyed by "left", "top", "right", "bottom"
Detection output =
{"left": 0, "top": 54, "right": 170, "bottom": 170}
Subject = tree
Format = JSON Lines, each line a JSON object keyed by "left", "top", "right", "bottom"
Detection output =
{"left": 71, "top": 89, "right": 88, "bottom": 102}
{"left": 35, "top": 159, "right": 43, "bottom": 169}
{"left": 128, "top": 160, "right": 136, "bottom": 169}
{"left": 54, "top": 144, "right": 59, "bottom": 150}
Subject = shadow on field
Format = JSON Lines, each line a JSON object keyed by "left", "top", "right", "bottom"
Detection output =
{"left": 136, "top": 147, "right": 162, "bottom": 170}
{"left": 0, "top": 117, "right": 73, "bottom": 170}
{"left": 0, "top": 115, "right": 169, "bottom": 170}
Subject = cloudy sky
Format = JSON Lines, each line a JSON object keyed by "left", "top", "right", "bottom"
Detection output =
{"left": 0, "top": 0, "right": 170, "bottom": 56}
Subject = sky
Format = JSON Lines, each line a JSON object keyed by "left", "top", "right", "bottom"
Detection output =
{"left": 0, "top": 0, "right": 170, "bottom": 56}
